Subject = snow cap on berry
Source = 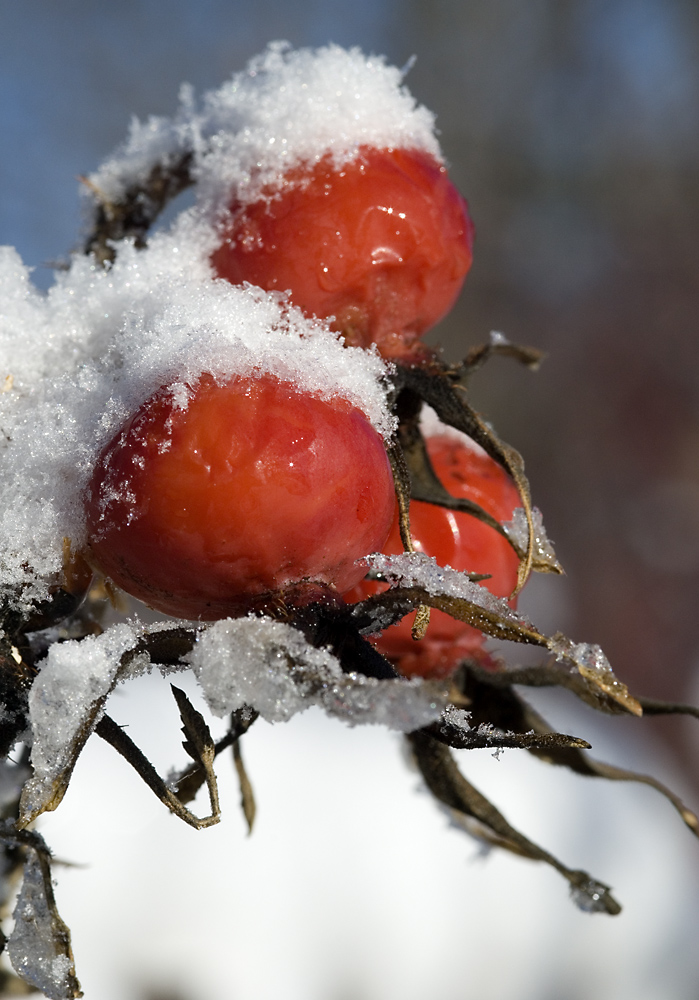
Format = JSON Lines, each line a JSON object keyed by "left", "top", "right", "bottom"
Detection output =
{"left": 88, "top": 42, "right": 442, "bottom": 211}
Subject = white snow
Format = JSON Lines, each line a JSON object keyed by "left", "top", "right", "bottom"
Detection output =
{"left": 88, "top": 42, "right": 441, "bottom": 213}
{"left": 188, "top": 615, "right": 448, "bottom": 731}
{"left": 504, "top": 506, "right": 562, "bottom": 571}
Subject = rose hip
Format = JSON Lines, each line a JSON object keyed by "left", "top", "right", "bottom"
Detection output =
{"left": 85, "top": 374, "right": 395, "bottom": 619}
{"left": 211, "top": 147, "right": 474, "bottom": 360}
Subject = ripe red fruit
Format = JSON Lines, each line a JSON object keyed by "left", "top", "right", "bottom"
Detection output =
{"left": 343, "top": 433, "right": 521, "bottom": 678}
{"left": 211, "top": 147, "right": 474, "bottom": 360}
{"left": 85, "top": 374, "right": 395, "bottom": 619}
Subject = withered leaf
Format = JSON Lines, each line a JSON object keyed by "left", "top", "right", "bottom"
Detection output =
{"left": 455, "top": 663, "right": 698, "bottom": 836}
{"left": 3, "top": 828, "right": 82, "bottom": 999}
{"left": 407, "top": 730, "right": 621, "bottom": 915}
{"left": 391, "top": 364, "right": 535, "bottom": 594}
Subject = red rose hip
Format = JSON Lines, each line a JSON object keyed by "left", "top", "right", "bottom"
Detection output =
{"left": 85, "top": 374, "right": 395, "bottom": 619}
{"left": 344, "top": 433, "right": 521, "bottom": 678}
{"left": 211, "top": 147, "right": 474, "bottom": 360}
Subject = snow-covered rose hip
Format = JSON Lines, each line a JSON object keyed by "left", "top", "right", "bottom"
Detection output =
{"left": 85, "top": 374, "right": 395, "bottom": 619}
{"left": 211, "top": 147, "right": 474, "bottom": 360}
{"left": 344, "top": 433, "right": 521, "bottom": 678}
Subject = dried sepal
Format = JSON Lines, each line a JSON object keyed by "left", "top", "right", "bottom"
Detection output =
{"left": 351, "top": 567, "right": 641, "bottom": 720}
{"left": 17, "top": 690, "right": 106, "bottom": 829}
{"left": 407, "top": 730, "right": 621, "bottom": 915}
{"left": 351, "top": 583, "right": 549, "bottom": 647}
{"left": 386, "top": 441, "right": 432, "bottom": 632}
{"left": 17, "top": 623, "right": 201, "bottom": 827}
{"left": 170, "top": 685, "right": 221, "bottom": 823}
{"left": 423, "top": 707, "right": 591, "bottom": 753}
{"left": 458, "top": 331, "right": 545, "bottom": 377}
{"left": 485, "top": 656, "right": 643, "bottom": 718}
{"left": 391, "top": 363, "right": 536, "bottom": 594}
{"left": 453, "top": 662, "right": 698, "bottom": 835}
{"left": 233, "top": 738, "right": 256, "bottom": 834}
{"left": 95, "top": 713, "right": 220, "bottom": 830}
{"left": 637, "top": 697, "right": 699, "bottom": 721}
{"left": 1, "top": 825, "right": 82, "bottom": 999}
{"left": 172, "top": 707, "right": 259, "bottom": 807}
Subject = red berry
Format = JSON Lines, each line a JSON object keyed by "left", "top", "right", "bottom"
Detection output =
{"left": 343, "top": 434, "right": 521, "bottom": 678}
{"left": 211, "top": 147, "right": 474, "bottom": 360}
{"left": 85, "top": 374, "right": 395, "bottom": 619}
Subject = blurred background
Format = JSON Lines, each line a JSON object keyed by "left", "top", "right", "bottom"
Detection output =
{"left": 2, "top": 2, "right": 699, "bottom": 998}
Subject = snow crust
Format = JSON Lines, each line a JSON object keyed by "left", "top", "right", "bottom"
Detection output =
{"left": 189, "top": 615, "right": 448, "bottom": 731}
{"left": 89, "top": 42, "right": 441, "bottom": 212}
{"left": 0, "top": 227, "right": 393, "bottom": 611}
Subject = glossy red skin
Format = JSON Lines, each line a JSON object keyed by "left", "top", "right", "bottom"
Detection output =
{"left": 343, "top": 434, "right": 521, "bottom": 678}
{"left": 85, "top": 375, "right": 395, "bottom": 619}
{"left": 211, "top": 147, "right": 474, "bottom": 360}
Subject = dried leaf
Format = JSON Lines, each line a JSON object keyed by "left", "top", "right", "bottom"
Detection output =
{"left": 4, "top": 831, "right": 81, "bottom": 999}
{"left": 95, "top": 714, "right": 220, "bottom": 830}
{"left": 407, "top": 730, "right": 621, "bottom": 915}
{"left": 391, "top": 364, "right": 536, "bottom": 594}
{"left": 455, "top": 663, "right": 698, "bottom": 836}
{"left": 84, "top": 151, "right": 194, "bottom": 265}
{"left": 172, "top": 707, "right": 259, "bottom": 807}
{"left": 233, "top": 739, "right": 256, "bottom": 834}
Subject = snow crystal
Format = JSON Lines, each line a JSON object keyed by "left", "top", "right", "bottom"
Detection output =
{"left": 0, "top": 223, "right": 393, "bottom": 612}
{"left": 7, "top": 848, "right": 78, "bottom": 1000}
{"left": 364, "top": 551, "right": 534, "bottom": 629}
{"left": 188, "top": 616, "right": 447, "bottom": 731}
{"left": 549, "top": 635, "right": 612, "bottom": 676}
{"left": 443, "top": 704, "right": 473, "bottom": 731}
{"left": 503, "top": 507, "right": 562, "bottom": 571}
{"left": 89, "top": 42, "right": 441, "bottom": 211}
{"left": 20, "top": 623, "right": 139, "bottom": 821}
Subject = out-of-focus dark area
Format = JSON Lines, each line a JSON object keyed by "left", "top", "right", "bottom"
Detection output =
{"left": 1, "top": 0, "right": 698, "bottom": 781}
